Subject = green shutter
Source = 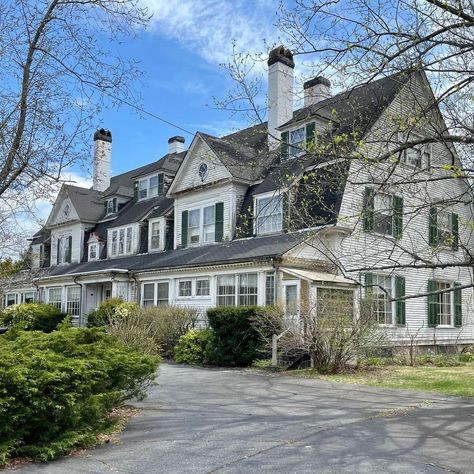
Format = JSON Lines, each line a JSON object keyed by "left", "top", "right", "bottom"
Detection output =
{"left": 104, "top": 201, "right": 108, "bottom": 215}
{"left": 133, "top": 181, "right": 139, "bottom": 202}
{"left": 454, "top": 282, "right": 462, "bottom": 327}
{"left": 363, "top": 188, "right": 375, "bottom": 232}
{"left": 280, "top": 131, "right": 289, "bottom": 161}
{"left": 57, "top": 238, "right": 61, "bottom": 265}
{"left": 395, "top": 275, "right": 406, "bottom": 325}
{"left": 66, "top": 236, "right": 72, "bottom": 263}
{"left": 364, "top": 272, "right": 373, "bottom": 296}
{"left": 112, "top": 197, "right": 117, "bottom": 213}
{"left": 158, "top": 173, "right": 164, "bottom": 196}
{"left": 282, "top": 192, "right": 290, "bottom": 232}
{"left": 451, "top": 212, "right": 459, "bottom": 251}
{"left": 305, "top": 122, "right": 316, "bottom": 149}
{"left": 429, "top": 207, "right": 438, "bottom": 246}
{"left": 215, "top": 202, "right": 224, "bottom": 242}
{"left": 181, "top": 210, "right": 188, "bottom": 248}
{"left": 427, "top": 279, "right": 438, "bottom": 327}
{"left": 393, "top": 195, "right": 403, "bottom": 239}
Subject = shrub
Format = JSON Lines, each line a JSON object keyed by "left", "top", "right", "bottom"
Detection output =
{"left": 206, "top": 306, "right": 272, "bottom": 367}
{"left": 137, "top": 306, "right": 198, "bottom": 357}
{"left": 0, "top": 326, "right": 159, "bottom": 465}
{"left": 86, "top": 298, "right": 138, "bottom": 327}
{"left": 415, "top": 353, "right": 461, "bottom": 367}
{"left": 459, "top": 352, "right": 474, "bottom": 363}
{"left": 0, "top": 303, "right": 67, "bottom": 332}
{"left": 174, "top": 329, "right": 212, "bottom": 364}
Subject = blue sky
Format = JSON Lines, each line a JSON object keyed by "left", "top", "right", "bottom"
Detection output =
{"left": 84, "top": 0, "right": 281, "bottom": 179}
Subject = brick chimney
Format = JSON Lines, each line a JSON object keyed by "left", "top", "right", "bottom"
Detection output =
{"left": 168, "top": 136, "right": 185, "bottom": 154}
{"left": 267, "top": 45, "right": 295, "bottom": 150}
{"left": 303, "top": 76, "right": 331, "bottom": 106}
{"left": 93, "top": 128, "right": 112, "bottom": 192}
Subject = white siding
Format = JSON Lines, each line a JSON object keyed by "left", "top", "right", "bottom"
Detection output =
{"left": 50, "top": 222, "right": 86, "bottom": 265}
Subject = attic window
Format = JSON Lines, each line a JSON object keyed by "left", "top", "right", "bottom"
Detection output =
{"left": 137, "top": 173, "right": 164, "bottom": 201}
{"left": 289, "top": 127, "right": 305, "bottom": 156}
{"left": 105, "top": 198, "right": 117, "bottom": 216}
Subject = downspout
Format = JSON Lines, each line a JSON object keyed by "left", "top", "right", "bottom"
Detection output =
{"left": 129, "top": 271, "right": 139, "bottom": 305}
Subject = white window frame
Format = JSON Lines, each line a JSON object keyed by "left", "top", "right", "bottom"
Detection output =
{"left": 367, "top": 274, "right": 396, "bottom": 326}
{"left": 88, "top": 242, "right": 99, "bottom": 261}
{"left": 216, "top": 273, "right": 258, "bottom": 307}
{"left": 148, "top": 218, "right": 164, "bottom": 252}
{"left": 108, "top": 225, "right": 135, "bottom": 258}
{"left": 373, "top": 192, "right": 394, "bottom": 237}
{"left": 5, "top": 293, "right": 18, "bottom": 307}
{"left": 289, "top": 126, "right": 305, "bottom": 157}
{"left": 399, "top": 132, "right": 431, "bottom": 169}
{"left": 48, "top": 287, "right": 63, "bottom": 310}
{"left": 196, "top": 278, "right": 210, "bottom": 297}
{"left": 137, "top": 173, "right": 163, "bottom": 201}
{"left": 66, "top": 286, "right": 81, "bottom": 320}
{"left": 437, "top": 208, "right": 454, "bottom": 247}
{"left": 56, "top": 234, "right": 72, "bottom": 265}
{"left": 177, "top": 279, "right": 192, "bottom": 297}
{"left": 174, "top": 277, "right": 211, "bottom": 299}
{"left": 434, "top": 280, "right": 456, "bottom": 327}
{"left": 140, "top": 281, "right": 170, "bottom": 306}
{"left": 186, "top": 204, "right": 216, "bottom": 246}
{"left": 254, "top": 191, "right": 283, "bottom": 235}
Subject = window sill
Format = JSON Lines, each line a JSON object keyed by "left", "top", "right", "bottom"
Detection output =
{"left": 436, "top": 324, "right": 456, "bottom": 329}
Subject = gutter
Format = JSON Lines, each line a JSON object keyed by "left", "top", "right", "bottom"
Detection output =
{"left": 34, "top": 268, "right": 129, "bottom": 282}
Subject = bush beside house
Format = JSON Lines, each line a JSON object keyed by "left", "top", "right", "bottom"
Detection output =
{"left": 0, "top": 303, "right": 67, "bottom": 332}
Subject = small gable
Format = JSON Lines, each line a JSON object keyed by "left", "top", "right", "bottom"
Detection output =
{"left": 169, "top": 135, "right": 232, "bottom": 195}
{"left": 46, "top": 191, "right": 79, "bottom": 227}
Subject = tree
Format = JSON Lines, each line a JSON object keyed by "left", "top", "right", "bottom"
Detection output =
{"left": 0, "top": 0, "right": 149, "bottom": 258}
{"left": 220, "top": 0, "right": 474, "bottom": 299}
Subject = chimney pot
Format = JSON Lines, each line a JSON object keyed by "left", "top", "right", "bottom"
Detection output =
{"left": 303, "top": 76, "right": 332, "bottom": 106}
{"left": 168, "top": 136, "right": 185, "bottom": 154}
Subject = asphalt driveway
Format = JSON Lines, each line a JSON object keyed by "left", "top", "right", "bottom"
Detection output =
{"left": 18, "top": 363, "right": 474, "bottom": 473}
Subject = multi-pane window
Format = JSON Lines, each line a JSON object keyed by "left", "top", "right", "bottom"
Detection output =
{"left": 437, "top": 282, "right": 451, "bottom": 325}
{"left": 374, "top": 193, "right": 393, "bottom": 236}
{"left": 255, "top": 195, "right": 282, "bottom": 234}
{"left": 178, "top": 280, "right": 192, "bottom": 297}
{"left": 89, "top": 243, "right": 98, "bottom": 261}
{"left": 203, "top": 206, "right": 215, "bottom": 243}
{"left": 289, "top": 127, "right": 305, "bottom": 156}
{"left": 370, "top": 274, "right": 393, "bottom": 325}
{"left": 48, "top": 288, "right": 62, "bottom": 310}
{"left": 429, "top": 207, "right": 458, "bottom": 249}
{"left": 217, "top": 275, "right": 236, "bottom": 307}
{"left": 157, "top": 282, "right": 169, "bottom": 305}
{"left": 265, "top": 272, "right": 275, "bottom": 306}
{"left": 217, "top": 273, "right": 258, "bottom": 307}
{"left": 105, "top": 198, "right": 117, "bottom": 215}
{"left": 110, "top": 226, "right": 134, "bottom": 257}
{"left": 238, "top": 273, "right": 258, "bottom": 306}
{"left": 141, "top": 282, "right": 169, "bottom": 306}
{"left": 66, "top": 287, "right": 81, "bottom": 319}
{"left": 22, "top": 292, "right": 35, "bottom": 303}
{"left": 196, "top": 279, "right": 210, "bottom": 296}
{"left": 57, "top": 235, "right": 72, "bottom": 264}
{"left": 188, "top": 209, "right": 201, "bottom": 245}
{"left": 6, "top": 293, "right": 17, "bottom": 306}
{"left": 143, "top": 283, "right": 155, "bottom": 306}
{"left": 317, "top": 288, "right": 354, "bottom": 322}
{"left": 137, "top": 174, "right": 163, "bottom": 201}
{"left": 438, "top": 210, "right": 452, "bottom": 244}
{"left": 150, "top": 221, "right": 161, "bottom": 251}
{"left": 400, "top": 133, "right": 431, "bottom": 169}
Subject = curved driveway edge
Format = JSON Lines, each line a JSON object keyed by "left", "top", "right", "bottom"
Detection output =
{"left": 17, "top": 363, "right": 474, "bottom": 473}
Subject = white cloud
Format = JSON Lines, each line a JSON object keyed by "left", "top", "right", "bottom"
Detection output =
{"left": 142, "top": 0, "right": 277, "bottom": 66}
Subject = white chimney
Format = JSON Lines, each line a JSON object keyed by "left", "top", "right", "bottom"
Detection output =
{"left": 93, "top": 128, "right": 112, "bottom": 192}
{"left": 168, "top": 136, "right": 185, "bottom": 154}
{"left": 267, "top": 45, "right": 295, "bottom": 150}
{"left": 304, "top": 76, "right": 331, "bottom": 106}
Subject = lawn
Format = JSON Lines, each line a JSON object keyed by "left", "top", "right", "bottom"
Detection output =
{"left": 289, "top": 362, "right": 474, "bottom": 398}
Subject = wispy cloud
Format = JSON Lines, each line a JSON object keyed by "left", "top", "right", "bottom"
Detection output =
{"left": 142, "top": 0, "right": 277, "bottom": 65}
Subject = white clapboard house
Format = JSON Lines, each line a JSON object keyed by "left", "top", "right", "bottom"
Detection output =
{"left": 4, "top": 46, "right": 473, "bottom": 349}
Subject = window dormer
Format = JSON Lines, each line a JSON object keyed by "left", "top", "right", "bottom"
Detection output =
{"left": 280, "top": 122, "right": 316, "bottom": 160}
{"left": 107, "top": 224, "right": 137, "bottom": 258}
{"left": 254, "top": 192, "right": 283, "bottom": 235}
{"left": 148, "top": 218, "right": 166, "bottom": 252}
{"left": 87, "top": 233, "right": 102, "bottom": 261}
{"left": 104, "top": 197, "right": 118, "bottom": 216}
{"left": 135, "top": 173, "right": 164, "bottom": 201}
{"left": 180, "top": 202, "right": 224, "bottom": 248}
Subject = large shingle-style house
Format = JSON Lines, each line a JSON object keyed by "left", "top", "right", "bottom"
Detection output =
{"left": 5, "top": 46, "right": 473, "bottom": 348}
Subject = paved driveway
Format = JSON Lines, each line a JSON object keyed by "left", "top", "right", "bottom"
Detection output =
{"left": 19, "top": 363, "right": 474, "bottom": 473}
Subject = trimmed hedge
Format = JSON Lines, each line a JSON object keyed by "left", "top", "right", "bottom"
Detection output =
{"left": 0, "top": 303, "right": 67, "bottom": 332}
{"left": 206, "top": 306, "right": 268, "bottom": 367}
{"left": 0, "top": 326, "right": 159, "bottom": 464}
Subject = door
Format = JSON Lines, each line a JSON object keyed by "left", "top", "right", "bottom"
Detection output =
{"left": 283, "top": 280, "right": 300, "bottom": 330}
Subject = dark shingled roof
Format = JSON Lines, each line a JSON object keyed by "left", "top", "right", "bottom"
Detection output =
{"left": 131, "top": 151, "right": 186, "bottom": 179}
{"left": 199, "top": 122, "right": 274, "bottom": 182}
{"left": 65, "top": 185, "right": 104, "bottom": 222}
{"left": 41, "top": 232, "right": 306, "bottom": 277}
{"left": 282, "top": 72, "right": 410, "bottom": 136}
{"left": 110, "top": 196, "right": 172, "bottom": 228}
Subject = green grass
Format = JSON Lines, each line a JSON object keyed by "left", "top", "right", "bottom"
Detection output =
{"left": 289, "top": 362, "right": 474, "bottom": 398}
